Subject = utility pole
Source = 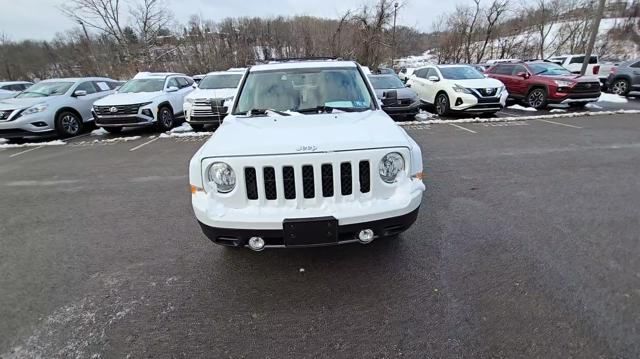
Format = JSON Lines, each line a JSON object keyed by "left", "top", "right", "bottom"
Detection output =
{"left": 78, "top": 20, "right": 100, "bottom": 75}
{"left": 581, "top": 0, "right": 606, "bottom": 76}
{"left": 392, "top": 2, "right": 399, "bottom": 69}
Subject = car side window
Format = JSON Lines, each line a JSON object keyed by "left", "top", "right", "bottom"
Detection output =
{"left": 570, "top": 56, "right": 585, "bottom": 64}
{"left": 512, "top": 65, "right": 528, "bottom": 76}
{"left": 631, "top": 62, "right": 640, "bottom": 68}
{"left": 166, "top": 78, "right": 179, "bottom": 89}
{"left": 93, "top": 81, "right": 111, "bottom": 92}
{"left": 493, "top": 65, "right": 514, "bottom": 75}
{"left": 426, "top": 68, "right": 438, "bottom": 79}
{"left": 184, "top": 77, "right": 194, "bottom": 86}
{"left": 412, "top": 69, "right": 423, "bottom": 78}
{"left": 76, "top": 81, "right": 98, "bottom": 94}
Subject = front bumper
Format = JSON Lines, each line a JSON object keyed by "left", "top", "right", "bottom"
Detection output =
{"left": 551, "top": 91, "right": 601, "bottom": 104}
{"left": 94, "top": 113, "right": 155, "bottom": 128}
{"left": 451, "top": 91, "right": 508, "bottom": 112}
{"left": 198, "top": 206, "right": 420, "bottom": 248}
{"left": 184, "top": 102, "right": 228, "bottom": 125}
{"left": 382, "top": 100, "right": 421, "bottom": 117}
{"left": 0, "top": 111, "right": 56, "bottom": 138}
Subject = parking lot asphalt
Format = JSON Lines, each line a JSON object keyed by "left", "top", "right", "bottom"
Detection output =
{"left": 1, "top": 113, "right": 640, "bottom": 358}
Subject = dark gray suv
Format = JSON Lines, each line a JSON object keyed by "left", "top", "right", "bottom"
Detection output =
{"left": 607, "top": 60, "right": 640, "bottom": 96}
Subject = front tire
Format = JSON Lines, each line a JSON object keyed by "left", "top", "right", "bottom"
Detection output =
{"left": 526, "top": 88, "right": 548, "bottom": 110}
{"left": 156, "top": 106, "right": 175, "bottom": 131}
{"left": 55, "top": 111, "right": 83, "bottom": 138}
{"left": 610, "top": 79, "right": 630, "bottom": 96}
{"left": 435, "top": 93, "right": 451, "bottom": 116}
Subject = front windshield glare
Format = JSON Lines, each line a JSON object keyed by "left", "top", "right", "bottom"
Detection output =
{"left": 440, "top": 66, "right": 485, "bottom": 80}
{"left": 369, "top": 75, "right": 405, "bottom": 89}
{"left": 234, "top": 67, "right": 373, "bottom": 115}
{"left": 199, "top": 74, "right": 242, "bottom": 89}
{"left": 118, "top": 79, "right": 165, "bottom": 93}
{"left": 530, "top": 63, "right": 572, "bottom": 75}
{"left": 16, "top": 82, "right": 73, "bottom": 98}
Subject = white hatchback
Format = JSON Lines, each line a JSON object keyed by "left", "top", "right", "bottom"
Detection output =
{"left": 408, "top": 64, "right": 508, "bottom": 116}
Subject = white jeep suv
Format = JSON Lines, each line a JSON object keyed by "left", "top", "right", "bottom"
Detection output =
{"left": 189, "top": 60, "right": 425, "bottom": 251}
{"left": 184, "top": 71, "right": 244, "bottom": 131}
{"left": 93, "top": 72, "right": 195, "bottom": 133}
{"left": 408, "top": 65, "right": 508, "bottom": 116}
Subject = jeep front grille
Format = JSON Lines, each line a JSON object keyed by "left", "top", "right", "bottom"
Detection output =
{"left": 244, "top": 161, "right": 371, "bottom": 201}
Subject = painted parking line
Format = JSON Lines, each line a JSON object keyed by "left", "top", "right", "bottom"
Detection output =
{"left": 9, "top": 146, "right": 44, "bottom": 158}
{"left": 129, "top": 137, "right": 159, "bottom": 152}
{"left": 448, "top": 123, "right": 477, "bottom": 134}
{"left": 537, "top": 119, "right": 583, "bottom": 129}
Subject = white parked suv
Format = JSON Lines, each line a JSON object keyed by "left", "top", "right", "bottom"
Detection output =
{"left": 0, "top": 77, "right": 118, "bottom": 139}
{"left": 184, "top": 71, "right": 244, "bottom": 131}
{"left": 93, "top": 72, "right": 195, "bottom": 133}
{"left": 189, "top": 59, "right": 425, "bottom": 251}
{"left": 408, "top": 65, "right": 508, "bottom": 116}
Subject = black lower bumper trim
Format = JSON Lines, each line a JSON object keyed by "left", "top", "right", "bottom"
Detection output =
{"left": 198, "top": 207, "right": 420, "bottom": 248}
{"left": 0, "top": 129, "right": 55, "bottom": 138}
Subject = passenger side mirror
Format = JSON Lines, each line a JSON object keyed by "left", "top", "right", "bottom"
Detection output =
{"left": 73, "top": 90, "right": 87, "bottom": 97}
{"left": 165, "top": 86, "right": 179, "bottom": 92}
{"left": 428, "top": 76, "right": 440, "bottom": 82}
{"left": 382, "top": 90, "right": 398, "bottom": 106}
{"left": 516, "top": 72, "right": 530, "bottom": 79}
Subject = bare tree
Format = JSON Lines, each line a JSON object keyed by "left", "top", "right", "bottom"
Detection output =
{"left": 476, "top": 0, "right": 509, "bottom": 62}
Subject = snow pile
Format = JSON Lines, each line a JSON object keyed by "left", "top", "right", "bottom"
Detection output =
{"left": 90, "top": 128, "right": 108, "bottom": 136}
{"left": 507, "top": 104, "right": 537, "bottom": 112}
{"left": 159, "top": 131, "right": 213, "bottom": 139}
{"left": 0, "top": 140, "right": 66, "bottom": 149}
{"left": 586, "top": 103, "right": 603, "bottom": 109}
{"left": 168, "top": 122, "right": 193, "bottom": 133}
{"left": 397, "top": 109, "right": 640, "bottom": 126}
{"left": 415, "top": 111, "right": 436, "bottom": 121}
{"left": 0, "top": 138, "right": 7, "bottom": 144}
{"left": 598, "top": 93, "right": 628, "bottom": 103}
{"left": 550, "top": 109, "right": 567, "bottom": 113}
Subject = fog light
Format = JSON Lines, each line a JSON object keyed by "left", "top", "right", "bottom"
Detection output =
{"left": 248, "top": 236, "right": 265, "bottom": 251}
{"left": 358, "top": 229, "right": 375, "bottom": 244}
{"left": 142, "top": 109, "right": 153, "bottom": 118}
{"left": 455, "top": 98, "right": 463, "bottom": 106}
{"left": 31, "top": 121, "right": 48, "bottom": 127}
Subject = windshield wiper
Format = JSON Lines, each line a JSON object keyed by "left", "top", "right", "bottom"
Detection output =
{"left": 247, "top": 108, "right": 291, "bottom": 116}
{"left": 297, "top": 105, "right": 364, "bottom": 114}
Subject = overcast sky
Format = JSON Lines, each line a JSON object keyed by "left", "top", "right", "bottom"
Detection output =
{"left": 0, "top": 0, "right": 466, "bottom": 41}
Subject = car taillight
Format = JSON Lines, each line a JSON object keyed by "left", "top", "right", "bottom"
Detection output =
{"left": 593, "top": 65, "right": 600, "bottom": 75}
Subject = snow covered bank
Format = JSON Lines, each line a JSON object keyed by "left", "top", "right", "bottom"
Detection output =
{"left": 598, "top": 93, "right": 628, "bottom": 103}
{"left": 399, "top": 110, "right": 640, "bottom": 126}
{"left": 159, "top": 131, "right": 213, "bottom": 139}
{"left": 0, "top": 140, "right": 66, "bottom": 149}
{"left": 507, "top": 104, "right": 537, "bottom": 112}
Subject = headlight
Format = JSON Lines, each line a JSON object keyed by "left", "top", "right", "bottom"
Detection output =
{"left": 379, "top": 152, "right": 405, "bottom": 184}
{"left": 452, "top": 84, "right": 471, "bottom": 94}
{"left": 186, "top": 98, "right": 195, "bottom": 104}
{"left": 207, "top": 162, "right": 236, "bottom": 193}
{"left": 496, "top": 86, "right": 505, "bottom": 95}
{"left": 554, "top": 80, "right": 574, "bottom": 88}
{"left": 23, "top": 103, "right": 48, "bottom": 115}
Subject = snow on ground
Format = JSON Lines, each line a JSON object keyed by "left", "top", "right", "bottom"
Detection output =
{"left": 415, "top": 111, "right": 436, "bottom": 120}
{"left": 0, "top": 140, "right": 66, "bottom": 149}
{"left": 550, "top": 109, "right": 567, "bottom": 113}
{"left": 507, "top": 104, "right": 537, "bottom": 112}
{"left": 159, "top": 131, "right": 213, "bottom": 139}
{"left": 398, "top": 109, "right": 640, "bottom": 126}
{"left": 168, "top": 122, "right": 193, "bottom": 133}
{"left": 586, "top": 103, "right": 604, "bottom": 110}
{"left": 88, "top": 136, "right": 141, "bottom": 144}
{"left": 598, "top": 93, "right": 628, "bottom": 103}
{"left": 90, "top": 128, "right": 108, "bottom": 136}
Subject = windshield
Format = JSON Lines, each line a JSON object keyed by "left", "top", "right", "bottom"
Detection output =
{"left": 118, "top": 79, "right": 165, "bottom": 93}
{"left": 439, "top": 66, "right": 485, "bottom": 80}
{"left": 15, "top": 82, "right": 73, "bottom": 98}
{"left": 529, "top": 63, "right": 572, "bottom": 76}
{"left": 234, "top": 67, "right": 374, "bottom": 115}
{"left": 198, "top": 74, "right": 242, "bottom": 89}
{"left": 368, "top": 75, "right": 405, "bottom": 89}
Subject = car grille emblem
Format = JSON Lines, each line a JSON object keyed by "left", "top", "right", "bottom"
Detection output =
{"left": 109, "top": 107, "right": 118, "bottom": 113}
{"left": 296, "top": 145, "right": 318, "bottom": 152}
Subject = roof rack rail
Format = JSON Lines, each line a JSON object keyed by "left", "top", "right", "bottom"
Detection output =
{"left": 259, "top": 56, "right": 343, "bottom": 64}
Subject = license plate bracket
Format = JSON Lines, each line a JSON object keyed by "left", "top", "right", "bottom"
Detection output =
{"left": 283, "top": 217, "right": 338, "bottom": 246}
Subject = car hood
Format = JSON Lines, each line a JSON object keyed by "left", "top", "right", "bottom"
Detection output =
{"left": 539, "top": 74, "right": 600, "bottom": 82}
{"left": 94, "top": 92, "right": 163, "bottom": 106}
{"left": 453, "top": 78, "right": 504, "bottom": 88}
{"left": 187, "top": 88, "right": 236, "bottom": 100}
{"left": 374, "top": 87, "right": 417, "bottom": 100}
{"left": 0, "top": 97, "right": 52, "bottom": 110}
{"left": 199, "top": 110, "right": 411, "bottom": 157}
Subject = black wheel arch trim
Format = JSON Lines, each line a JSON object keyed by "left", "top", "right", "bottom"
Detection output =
{"left": 55, "top": 107, "right": 84, "bottom": 122}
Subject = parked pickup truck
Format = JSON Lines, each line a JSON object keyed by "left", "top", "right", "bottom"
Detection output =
{"left": 547, "top": 55, "right": 615, "bottom": 87}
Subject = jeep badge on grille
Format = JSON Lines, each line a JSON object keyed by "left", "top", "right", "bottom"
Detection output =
{"left": 296, "top": 145, "right": 318, "bottom": 152}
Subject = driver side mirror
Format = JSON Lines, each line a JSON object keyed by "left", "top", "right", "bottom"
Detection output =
{"left": 73, "top": 90, "right": 87, "bottom": 97}
{"left": 165, "top": 86, "right": 179, "bottom": 93}
{"left": 516, "top": 72, "right": 530, "bottom": 79}
{"left": 428, "top": 76, "right": 440, "bottom": 82}
{"left": 382, "top": 90, "right": 398, "bottom": 106}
